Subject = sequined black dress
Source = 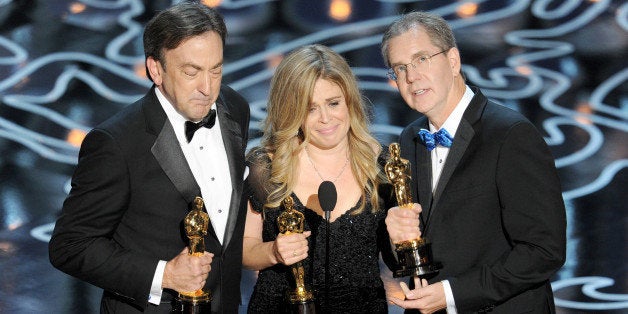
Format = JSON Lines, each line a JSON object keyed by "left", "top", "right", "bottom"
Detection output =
{"left": 245, "top": 148, "right": 397, "bottom": 314}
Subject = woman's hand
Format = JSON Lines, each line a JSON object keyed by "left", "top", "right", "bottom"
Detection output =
{"left": 273, "top": 231, "right": 311, "bottom": 265}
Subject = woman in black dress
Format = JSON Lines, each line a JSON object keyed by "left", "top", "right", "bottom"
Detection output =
{"left": 243, "top": 44, "right": 397, "bottom": 313}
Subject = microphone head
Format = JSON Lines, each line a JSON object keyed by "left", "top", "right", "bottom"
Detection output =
{"left": 318, "top": 181, "right": 337, "bottom": 213}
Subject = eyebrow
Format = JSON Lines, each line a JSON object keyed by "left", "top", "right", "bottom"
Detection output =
{"left": 391, "top": 51, "right": 428, "bottom": 66}
{"left": 180, "top": 63, "right": 201, "bottom": 71}
{"left": 180, "top": 61, "right": 224, "bottom": 70}
{"left": 310, "top": 95, "right": 342, "bottom": 106}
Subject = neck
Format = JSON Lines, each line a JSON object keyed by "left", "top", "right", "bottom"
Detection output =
{"left": 304, "top": 141, "right": 349, "bottom": 160}
{"left": 429, "top": 78, "right": 466, "bottom": 129}
{"left": 303, "top": 144, "right": 350, "bottom": 183}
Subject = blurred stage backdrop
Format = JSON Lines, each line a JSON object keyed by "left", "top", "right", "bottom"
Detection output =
{"left": 0, "top": 0, "right": 626, "bottom": 313}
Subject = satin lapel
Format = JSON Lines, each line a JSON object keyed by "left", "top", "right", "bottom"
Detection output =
{"left": 431, "top": 86, "right": 485, "bottom": 217}
{"left": 216, "top": 94, "right": 245, "bottom": 249}
{"left": 432, "top": 120, "right": 474, "bottom": 206}
{"left": 151, "top": 119, "right": 201, "bottom": 204}
{"left": 415, "top": 126, "right": 434, "bottom": 231}
{"left": 147, "top": 89, "right": 218, "bottom": 242}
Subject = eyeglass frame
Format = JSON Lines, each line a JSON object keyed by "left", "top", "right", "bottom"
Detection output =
{"left": 386, "top": 49, "right": 450, "bottom": 81}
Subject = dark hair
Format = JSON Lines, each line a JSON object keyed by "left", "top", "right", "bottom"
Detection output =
{"left": 143, "top": 1, "right": 227, "bottom": 81}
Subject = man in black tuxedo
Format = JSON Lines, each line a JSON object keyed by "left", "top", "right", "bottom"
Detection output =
{"left": 382, "top": 12, "right": 566, "bottom": 313}
{"left": 49, "top": 2, "right": 250, "bottom": 313}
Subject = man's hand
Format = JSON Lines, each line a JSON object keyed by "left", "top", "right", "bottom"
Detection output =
{"left": 389, "top": 277, "right": 447, "bottom": 314}
{"left": 162, "top": 247, "right": 214, "bottom": 292}
{"left": 273, "top": 231, "right": 311, "bottom": 266}
{"left": 385, "top": 203, "right": 422, "bottom": 243}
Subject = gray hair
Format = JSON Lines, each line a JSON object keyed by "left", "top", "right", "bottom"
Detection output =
{"left": 381, "top": 11, "right": 457, "bottom": 68}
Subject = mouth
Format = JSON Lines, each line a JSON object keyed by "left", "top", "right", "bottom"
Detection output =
{"left": 192, "top": 99, "right": 213, "bottom": 108}
{"left": 412, "top": 89, "right": 428, "bottom": 95}
{"left": 317, "top": 125, "right": 338, "bottom": 135}
{"left": 190, "top": 100, "right": 214, "bottom": 117}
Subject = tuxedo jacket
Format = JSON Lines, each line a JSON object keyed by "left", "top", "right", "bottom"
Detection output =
{"left": 399, "top": 86, "right": 566, "bottom": 313}
{"left": 49, "top": 85, "right": 250, "bottom": 313}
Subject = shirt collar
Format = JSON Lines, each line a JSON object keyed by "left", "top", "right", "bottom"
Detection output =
{"left": 429, "top": 85, "right": 474, "bottom": 136}
{"left": 154, "top": 87, "right": 217, "bottom": 143}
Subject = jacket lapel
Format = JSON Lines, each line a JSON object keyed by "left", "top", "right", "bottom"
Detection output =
{"left": 406, "top": 119, "right": 433, "bottom": 232}
{"left": 147, "top": 87, "right": 228, "bottom": 245}
{"left": 428, "top": 87, "right": 486, "bottom": 225}
{"left": 145, "top": 87, "right": 202, "bottom": 205}
{"left": 215, "top": 93, "right": 245, "bottom": 249}
{"left": 151, "top": 121, "right": 202, "bottom": 205}
{"left": 432, "top": 120, "right": 474, "bottom": 205}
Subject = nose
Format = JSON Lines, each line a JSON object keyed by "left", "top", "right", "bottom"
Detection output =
{"left": 404, "top": 64, "right": 421, "bottom": 83}
{"left": 319, "top": 106, "right": 331, "bottom": 123}
{"left": 198, "top": 72, "right": 214, "bottom": 96}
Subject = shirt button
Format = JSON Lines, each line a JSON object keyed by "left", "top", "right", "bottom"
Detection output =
{"left": 218, "top": 209, "right": 222, "bottom": 213}
{"left": 211, "top": 177, "right": 215, "bottom": 181}
{"left": 199, "top": 146, "right": 204, "bottom": 150}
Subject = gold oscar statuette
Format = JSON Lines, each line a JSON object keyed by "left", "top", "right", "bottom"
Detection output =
{"left": 277, "top": 196, "right": 317, "bottom": 313}
{"left": 385, "top": 143, "right": 441, "bottom": 278}
{"left": 172, "top": 196, "right": 212, "bottom": 313}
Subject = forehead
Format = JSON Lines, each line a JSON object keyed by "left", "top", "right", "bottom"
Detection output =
{"left": 312, "top": 79, "right": 343, "bottom": 98}
{"left": 163, "top": 32, "right": 223, "bottom": 64}
{"left": 387, "top": 29, "right": 437, "bottom": 63}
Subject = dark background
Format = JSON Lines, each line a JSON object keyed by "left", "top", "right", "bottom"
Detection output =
{"left": 0, "top": 0, "right": 626, "bottom": 313}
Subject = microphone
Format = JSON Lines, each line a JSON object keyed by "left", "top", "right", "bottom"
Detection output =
{"left": 318, "top": 181, "right": 337, "bottom": 221}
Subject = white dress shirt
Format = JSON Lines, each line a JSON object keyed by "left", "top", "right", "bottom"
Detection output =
{"left": 428, "top": 85, "right": 474, "bottom": 313}
{"left": 148, "top": 88, "right": 232, "bottom": 305}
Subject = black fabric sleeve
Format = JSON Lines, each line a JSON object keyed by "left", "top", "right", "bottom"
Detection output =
{"left": 376, "top": 145, "right": 399, "bottom": 272}
{"left": 245, "top": 147, "right": 274, "bottom": 213}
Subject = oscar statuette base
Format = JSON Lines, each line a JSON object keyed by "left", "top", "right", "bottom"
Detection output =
{"left": 285, "top": 289, "right": 317, "bottom": 314}
{"left": 172, "top": 292, "right": 212, "bottom": 314}
{"left": 393, "top": 238, "right": 442, "bottom": 278}
{"left": 286, "top": 300, "right": 317, "bottom": 314}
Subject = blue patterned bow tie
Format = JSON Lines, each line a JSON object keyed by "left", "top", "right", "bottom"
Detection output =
{"left": 418, "top": 128, "right": 453, "bottom": 151}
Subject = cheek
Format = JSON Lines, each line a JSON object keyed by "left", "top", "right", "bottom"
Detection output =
{"left": 396, "top": 82, "right": 411, "bottom": 94}
{"left": 172, "top": 78, "right": 198, "bottom": 96}
{"left": 213, "top": 76, "right": 222, "bottom": 89}
{"left": 338, "top": 109, "right": 350, "bottom": 122}
{"left": 398, "top": 88, "right": 414, "bottom": 102}
{"left": 162, "top": 72, "right": 181, "bottom": 90}
{"left": 303, "top": 114, "right": 316, "bottom": 132}
{"left": 435, "top": 66, "right": 454, "bottom": 84}
{"left": 337, "top": 109, "right": 351, "bottom": 130}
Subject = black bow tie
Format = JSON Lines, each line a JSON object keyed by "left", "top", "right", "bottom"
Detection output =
{"left": 185, "top": 109, "right": 216, "bottom": 142}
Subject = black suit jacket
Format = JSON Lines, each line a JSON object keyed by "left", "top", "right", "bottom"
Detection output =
{"left": 49, "top": 85, "right": 250, "bottom": 313}
{"left": 399, "top": 86, "right": 566, "bottom": 313}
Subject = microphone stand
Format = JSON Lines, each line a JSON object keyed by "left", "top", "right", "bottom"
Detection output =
{"left": 318, "top": 181, "right": 336, "bottom": 313}
{"left": 324, "top": 210, "right": 330, "bottom": 313}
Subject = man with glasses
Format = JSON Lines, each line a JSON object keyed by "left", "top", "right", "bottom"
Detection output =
{"left": 382, "top": 11, "right": 566, "bottom": 313}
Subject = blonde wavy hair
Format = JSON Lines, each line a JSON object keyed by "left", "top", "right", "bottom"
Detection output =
{"left": 259, "top": 44, "right": 383, "bottom": 214}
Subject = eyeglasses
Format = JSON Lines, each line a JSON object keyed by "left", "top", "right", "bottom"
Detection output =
{"left": 387, "top": 49, "right": 449, "bottom": 81}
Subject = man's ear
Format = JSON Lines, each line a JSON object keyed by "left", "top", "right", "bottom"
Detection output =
{"left": 447, "top": 47, "right": 462, "bottom": 76}
{"left": 146, "top": 56, "right": 162, "bottom": 85}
